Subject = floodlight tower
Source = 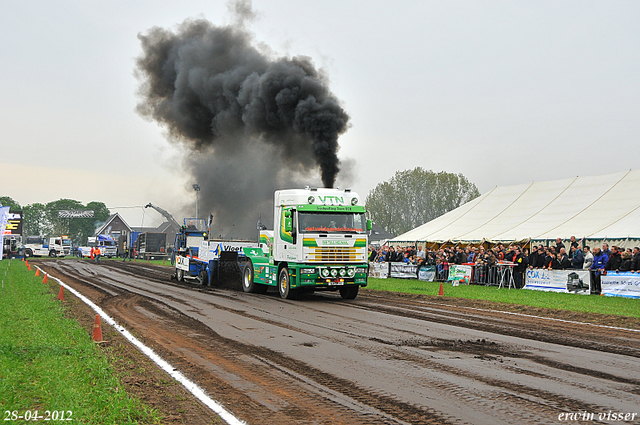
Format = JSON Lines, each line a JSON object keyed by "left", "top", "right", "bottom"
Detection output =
{"left": 192, "top": 184, "right": 201, "bottom": 219}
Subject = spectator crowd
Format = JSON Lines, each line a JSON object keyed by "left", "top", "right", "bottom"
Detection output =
{"left": 368, "top": 236, "right": 640, "bottom": 293}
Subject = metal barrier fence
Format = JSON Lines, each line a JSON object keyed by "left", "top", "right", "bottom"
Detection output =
{"left": 370, "top": 261, "right": 521, "bottom": 287}
{"left": 434, "top": 263, "right": 514, "bottom": 286}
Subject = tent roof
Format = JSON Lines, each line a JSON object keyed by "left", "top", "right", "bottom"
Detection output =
{"left": 391, "top": 170, "right": 640, "bottom": 243}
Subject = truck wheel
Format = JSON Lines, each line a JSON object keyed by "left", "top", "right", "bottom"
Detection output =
{"left": 242, "top": 260, "right": 256, "bottom": 293}
{"left": 49, "top": 250, "right": 57, "bottom": 258}
{"left": 278, "top": 267, "right": 296, "bottom": 299}
{"left": 199, "top": 269, "right": 209, "bottom": 286}
{"left": 339, "top": 286, "right": 359, "bottom": 300}
{"left": 176, "top": 268, "right": 184, "bottom": 282}
{"left": 24, "top": 249, "right": 32, "bottom": 258}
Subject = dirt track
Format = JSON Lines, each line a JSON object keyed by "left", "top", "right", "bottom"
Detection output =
{"left": 38, "top": 259, "right": 640, "bottom": 425}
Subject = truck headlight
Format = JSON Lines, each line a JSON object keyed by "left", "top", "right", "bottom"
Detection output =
{"left": 347, "top": 268, "right": 356, "bottom": 277}
{"left": 330, "top": 269, "right": 338, "bottom": 277}
{"left": 321, "top": 268, "right": 330, "bottom": 278}
{"left": 339, "top": 268, "right": 346, "bottom": 277}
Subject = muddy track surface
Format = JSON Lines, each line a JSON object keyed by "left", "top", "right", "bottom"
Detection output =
{"left": 38, "top": 260, "right": 640, "bottom": 425}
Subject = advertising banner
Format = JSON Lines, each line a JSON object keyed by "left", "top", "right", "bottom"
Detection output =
{"left": 389, "top": 263, "right": 418, "bottom": 279}
{"left": 369, "top": 262, "right": 389, "bottom": 279}
{"left": 2, "top": 211, "right": 22, "bottom": 235}
{"left": 418, "top": 265, "right": 436, "bottom": 282}
{"left": 447, "top": 265, "right": 472, "bottom": 283}
{"left": 0, "top": 206, "right": 9, "bottom": 260}
{"left": 524, "top": 269, "right": 590, "bottom": 294}
{"left": 601, "top": 272, "right": 640, "bottom": 299}
{"left": 58, "top": 210, "right": 94, "bottom": 218}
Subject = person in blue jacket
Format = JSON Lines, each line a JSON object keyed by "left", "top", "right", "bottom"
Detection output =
{"left": 589, "top": 247, "right": 608, "bottom": 294}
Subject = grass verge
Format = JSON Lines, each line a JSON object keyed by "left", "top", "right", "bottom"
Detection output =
{"left": 0, "top": 259, "right": 162, "bottom": 424}
{"left": 366, "top": 277, "right": 640, "bottom": 318}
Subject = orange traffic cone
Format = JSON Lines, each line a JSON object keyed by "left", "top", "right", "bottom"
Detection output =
{"left": 438, "top": 281, "right": 444, "bottom": 296}
{"left": 57, "top": 286, "right": 64, "bottom": 301}
{"left": 92, "top": 314, "right": 103, "bottom": 342}
{"left": 43, "top": 273, "right": 48, "bottom": 284}
{"left": 25, "top": 259, "right": 29, "bottom": 268}
{"left": 28, "top": 264, "right": 31, "bottom": 271}
{"left": 35, "top": 268, "right": 40, "bottom": 277}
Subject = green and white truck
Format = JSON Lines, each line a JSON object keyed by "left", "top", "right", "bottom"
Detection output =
{"left": 242, "top": 188, "right": 371, "bottom": 299}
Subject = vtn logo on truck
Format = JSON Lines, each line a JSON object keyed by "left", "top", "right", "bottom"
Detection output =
{"left": 318, "top": 196, "right": 344, "bottom": 205}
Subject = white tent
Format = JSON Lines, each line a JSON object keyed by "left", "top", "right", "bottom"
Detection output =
{"left": 391, "top": 170, "right": 640, "bottom": 244}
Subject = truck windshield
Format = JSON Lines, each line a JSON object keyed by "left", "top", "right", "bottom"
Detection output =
{"left": 62, "top": 239, "right": 71, "bottom": 246}
{"left": 298, "top": 212, "right": 367, "bottom": 234}
{"left": 184, "top": 218, "right": 206, "bottom": 232}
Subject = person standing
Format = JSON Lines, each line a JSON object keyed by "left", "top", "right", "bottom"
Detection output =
{"left": 631, "top": 247, "right": 640, "bottom": 272}
{"left": 619, "top": 252, "right": 633, "bottom": 272}
{"left": 590, "top": 247, "right": 608, "bottom": 294}
{"left": 604, "top": 246, "right": 622, "bottom": 271}
{"left": 582, "top": 246, "right": 593, "bottom": 270}
{"left": 513, "top": 247, "right": 528, "bottom": 289}
{"left": 570, "top": 245, "right": 584, "bottom": 269}
{"left": 528, "top": 247, "right": 539, "bottom": 269}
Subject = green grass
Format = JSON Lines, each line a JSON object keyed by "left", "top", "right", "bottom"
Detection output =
{"left": 0, "top": 260, "right": 162, "bottom": 424}
{"left": 366, "top": 277, "right": 640, "bottom": 318}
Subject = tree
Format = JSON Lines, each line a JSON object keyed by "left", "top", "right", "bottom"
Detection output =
{"left": 23, "top": 203, "right": 46, "bottom": 237}
{"left": 365, "top": 167, "right": 480, "bottom": 236}
{"left": 0, "top": 196, "right": 21, "bottom": 211}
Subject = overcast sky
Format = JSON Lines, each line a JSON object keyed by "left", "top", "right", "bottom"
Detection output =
{"left": 1, "top": 0, "right": 639, "bottom": 228}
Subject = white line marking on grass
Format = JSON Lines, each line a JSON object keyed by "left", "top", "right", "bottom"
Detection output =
{"left": 39, "top": 266, "right": 246, "bottom": 425}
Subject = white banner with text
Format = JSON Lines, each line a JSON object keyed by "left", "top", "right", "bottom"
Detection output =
{"left": 524, "top": 269, "right": 590, "bottom": 294}
{"left": 369, "top": 262, "right": 389, "bottom": 279}
{"left": 601, "top": 272, "right": 640, "bottom": 299}
{"left": 389, "top": 263, "right": 418, "bottom": 279}
{"left": 447, "top": 265, "right": 472, "bottom": 283}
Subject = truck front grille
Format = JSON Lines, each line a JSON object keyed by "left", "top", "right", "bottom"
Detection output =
{"left": 307, "top": 247, "right": 360, "bottom": 262}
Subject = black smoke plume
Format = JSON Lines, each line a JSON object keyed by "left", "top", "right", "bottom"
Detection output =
{"left": 135, "top": 11, "right": 350, "bottom": 239}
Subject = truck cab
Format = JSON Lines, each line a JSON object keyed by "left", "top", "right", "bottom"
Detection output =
{"left": 174, "top": 218, "right": 208, "bottom": 259}
{"left": 243, "top": 188, "right": 371, "bottom": 299}
{"left": 50, "top": 235, "right": 72, "bottom": 257}
{"left": 2, "top": 235, "right": 22, "bottom": 259}
{"left": 77, "top": 235, "right": 117, "bottom": 258}
{"left": 96, "top": 234, "right": 117, "bottom": 257}
{"left": 24, "top": 235, "right": 70, "bottom": 257}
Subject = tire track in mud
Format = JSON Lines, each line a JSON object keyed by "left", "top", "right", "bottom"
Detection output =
{"left": 38, "top": 260, "right": 640, "bottom": 424}
{"left": 41, "top": 260, "right": 452, "bottom": 424}
{"left": 103, "top": 292, "right": 452, "bottom": 424}
{"left": 354, "top": 294, "right": 640, "bottom": 358}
